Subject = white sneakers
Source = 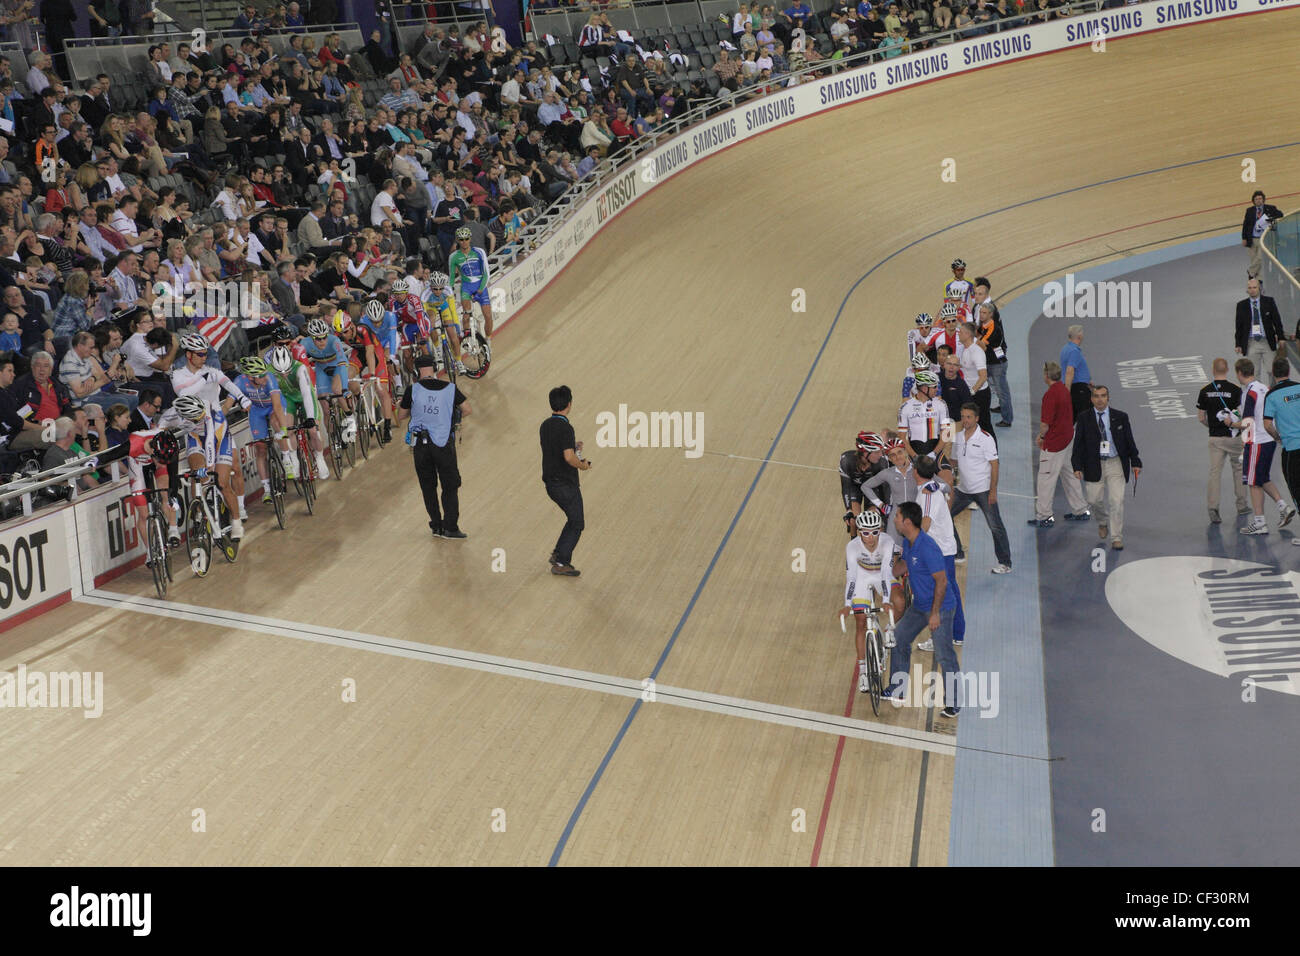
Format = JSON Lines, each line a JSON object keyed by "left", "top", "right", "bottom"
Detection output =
{"left": 917, "top": 639, "right": 934, "bottom": 652}
{"left": 858, "top": 663, "right": 869, "bottom": 694}
{"left": 282, "top": 451, "right": 298, "bottom": 480}
{"left": 230, "top": 518, "right": 244, "bottom": 540}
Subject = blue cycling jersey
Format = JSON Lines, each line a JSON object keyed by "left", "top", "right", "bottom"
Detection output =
{"left": 302, "top": 333, "right": 348, "bottom": 367}
{"left": 234, "top": 373, "right": 281, "bottom": 406}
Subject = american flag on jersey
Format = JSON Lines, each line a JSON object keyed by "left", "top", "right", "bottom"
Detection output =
{"left": 196, "top": 315, "right": 236, "bottom": 351}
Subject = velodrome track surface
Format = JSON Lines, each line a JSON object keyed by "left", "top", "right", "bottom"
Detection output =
{"left": 3, "top": 10, "right": 1299, "bottom": 865}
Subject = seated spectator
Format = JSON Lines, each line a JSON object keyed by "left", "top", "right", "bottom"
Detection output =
{"left": 59, "top": 330, "right": 134, "bottom": 416}
{"left": 40, "top": 417, "right": 100, "bottom": 490}
{"left": 9, "top": 350, "right": 76, "bottom": 451}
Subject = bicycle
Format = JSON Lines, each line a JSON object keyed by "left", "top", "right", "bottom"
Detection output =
{"left": 457, "top": 298, "right": 491, "bottom": 380}
{"left": 289, "top": 412, "right": 318, "bottom": 515}
{"left": 141, "top": 486, "right": 175, "bottom": 598}
{"left": 321, "top": 393, "right": 353, "bottom": 475}
{"left": 842, "top": 590, "right": 895, "bottom": 717}
{"left": 430, "top": 315, "right": 457, "bottom": 384}
{"left": 249, "top": 437, "right": 288, "bottom": 530}
{"left": 186, "top": 468, "right": 238, "bottom": 576}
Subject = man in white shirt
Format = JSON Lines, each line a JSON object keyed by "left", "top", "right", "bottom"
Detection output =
{"left": 950, "top": 402, "right": 1012, "bottom": 573}
{"left": 110, "top": 196, "right": 158, "bottom": 253}
{"left": 956, "top": 321, "right": 993, "bottom": 434}
{"left": 914, "top": 456, "right": 966, "bottom": 647}
{"left": 370, "top": 178, "right": 406, "bottom": 229}
{"left": 25, "top": 53, "right": 51, "bottom": 96}
{"left": 500, "top": 70, "right": 524, "bottom": 109}
{"left": 236, "top": 218, "right": 274, "bottom": 269}
{"left": 96, "top": 156, "right": 137, "bottom": 203}
{"left": 77, "top": 206, "right": 118, "bottom": 263}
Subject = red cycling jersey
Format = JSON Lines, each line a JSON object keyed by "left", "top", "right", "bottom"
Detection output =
{"left": 390, "top": 294, "right": 432, "bottom": 341}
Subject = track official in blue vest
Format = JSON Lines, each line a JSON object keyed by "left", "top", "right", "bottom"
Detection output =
{"left": 399, "top": 354, "right": 470, "bottom": 538}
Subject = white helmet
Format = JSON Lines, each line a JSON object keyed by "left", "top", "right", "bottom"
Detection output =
{"left": 305, "top": 318, "right": 330, "bottom": 338}
{"left": 855, "top": 509, "right": 883, "bottom": 532}
{"left": 392, "top": 278, "right": 409, "bottom": 294}
{"left": 939, "top": 302, "right": 959, "bottom": 319}
{"left": 910, "top": 353, "right": 931, "bottom": 371}
{"left": 173, "top": 394, "right": 207, "bottom": 421}
{"left": 430, "top": 271, "right": 448, "bottom": 289}
{"left": 914, "top": 370, "right": 939, "bottom": 388}
{"left": 179, "top": 331, "right": 209, "bottom": 353}
{"left": 268, "top": 345, "right": 294, "bottom": 373}
{"left": 364, "top": 299, "right": 385, "bottom": 321}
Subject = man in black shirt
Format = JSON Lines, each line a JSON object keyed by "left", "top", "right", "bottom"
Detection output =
{"left": 1196, "top": 356, "right": 1248, "bottom": 524}
{"left": 399, "top": 355, "right": 471, "bottom": 538}
{"left": 540, "top": 385, "right": 592, "bottom": 576}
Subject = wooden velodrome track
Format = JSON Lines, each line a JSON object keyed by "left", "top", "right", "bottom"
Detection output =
{"left": 4, "top": 12, "right": 1299, "bottom": 866}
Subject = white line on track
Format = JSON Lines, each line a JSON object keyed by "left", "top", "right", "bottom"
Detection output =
{"left": 77, "top": 588, "right": 956, "bottom": 756}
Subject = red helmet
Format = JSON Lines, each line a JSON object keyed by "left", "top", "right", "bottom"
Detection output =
{"left": 856, "top": 430, "right": 879, "bottom": 451}
{"left": 884, "top": 438, "right": 907, "bottom": 453}
{"left": 149, "top": 430, "right": 179, "bottom": 462}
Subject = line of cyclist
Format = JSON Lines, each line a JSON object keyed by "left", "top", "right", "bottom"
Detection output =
{"left": 126, "top": 252, "right": 489, "bottom": 567}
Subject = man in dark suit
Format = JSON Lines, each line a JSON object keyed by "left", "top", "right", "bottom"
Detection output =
{"left": 1234, "top": 277, "right": 1288, "bottom": 386}
{"left": 284, "top": 127, "right": 321, "bottom": 188}
{"left": 1242, "top": 189, "right": 1285, "bottom": 279}
{"left": 1073, "top": 385, "right": 1141, "bottom": 551}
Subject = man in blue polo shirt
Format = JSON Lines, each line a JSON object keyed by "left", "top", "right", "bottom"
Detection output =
{"left": 887, "top": 501, "right": 962, "bottom": 717}
{"left": 1060, "top": 324, "right": 1092, "bottom": 422}
{"left": 1263, "top": 355, "right": 1300, "bottom": 546}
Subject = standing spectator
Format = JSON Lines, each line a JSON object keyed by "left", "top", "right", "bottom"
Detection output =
{"left": 1029, "top": 361, "right": 1089, "bottom": 527}
{"left": 1233, "top": 277, "right": 1287, "bottom": 386}
{"left": 1072, "top": 385, "right": 1142, "bottom": 550}
{"left": 938, "top": 349, "right": 971, "bottom": 415}
{"left": 976, "top": 301, "right": 1011, "bottom": 427}
{"left": 541, "top": 385, "right": 591, "bottom": 577}
{"left": 885, "top": 501, "right": 961, "bottom": 718}
{"left": 399, "top": 355, "right": 471, "bottom": 539}
{"left": 1263, "top": 355, "right": 1300, "bottom": 546}
{"left": 914, "top": 456, "right": 965, "bottom": 649}
{"left": 956, "top": 321, "right": 993, "bottom": 434}
{"left": 1195, "top": 356, "right": 1248, "bottom": 525}
{"left": 950, "top": 402, "right": 1012, "bottom": 573}
{"left": 1241, "top": 189, "right": 1284, "bottom": 280}
{"left": 1230, "top": 358, "right": 1294, "bottom": 535}
{"left": 1060, "top": 324, "right": 1091, "bottom": 422}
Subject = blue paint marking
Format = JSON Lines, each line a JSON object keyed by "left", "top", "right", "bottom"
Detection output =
{"left": 546, "top": 141, "right": 1300, "bottom": 866}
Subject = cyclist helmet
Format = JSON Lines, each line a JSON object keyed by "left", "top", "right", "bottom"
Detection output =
{"left": 149, "top": 429, "right": 179, "bottom": 463}
{"left": 913, "top": 369, "right": 939, "bottom": 388}
{"left": 237, "top": 356, "right": 268, "bottom": 377}
{"left": 305, "top": 318, "right": 330, "bottom": 339}
{"left": 333, "top": 313, "right": 354, "bottom": 335}
{"left": 173, "top": 395, "right": 207, "bottom": 421}
{"left": 364, "top": 299, "right": 385, "bottom": 321}
{"left": 268, "top": 345, "right": 295, "bottom": 373}
{"left": 272, "top": 322, "right": 296, "bottom": 341}
{"left": 910, "top": 353, "right": 931, "bottom": 371}
{"left": 863, "top": 433, "right": 889, "bottom": 453}
{"left": 951, "top": 258, "right": 967, "bottom": 270}
{"left": 179, "top": 331, "right": 209, "bottom": 353}
{"left": 939, "top": 302, "right": 960, "bottom": 320}
{"left": 455, "top": 226, "right": 471, "bottom": 240}
{"left": 915, "top": 312, "right": 932, "bottom": 327}
{"left": 392, "top": 278, "right": 409, "bottom": 295}
{"left": 856, "top": 509, "right": 883, "bottom": 532}
{"left": 430, "top": 271, "right": 448, "bottom": 290}
{"left": 856, "top": 430, "right": 879, "bottom": 452}
{"left": 884, "top": 437, "right": 907, "bottom": 453}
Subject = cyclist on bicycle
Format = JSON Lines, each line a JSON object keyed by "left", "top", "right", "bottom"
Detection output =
{"left": 234, "top": 355, "right": 298, "bottom": 502}
{"left": 425, "top": 270, "right": 465, "bottom": 374}
{"left": 173, "top": 394, "right": 244, "bottom": 541}
{"left": 840, "top": 509, "right": 904, "bottom": 694}
{"left": 301, "top": 317, "right": 357, "bottom": 443}
{"left": 448, "top": 226, "right": 494, "bottom": 338}
{"left": 337, "top": 309, "right": 394, "bottom": 442}
{"left": 390, "top": 277, "right": 433, "bottom": 357}
{"left": 172, "top": 331, "right": 252, "bottom": 520}
{"left": 126, "top": 428, "right": 182, "bottom": 554}
{"left": 263, "top": 322, "right": 313, "bottom": 371}
{"left": 361, "top": 297, "right": 400, "bottom": 365}
{"left": 267, "top": 344, "right": 331, "bottom": 480}
{"left": 840, "top": 431, "right": 888, "bottom": 535}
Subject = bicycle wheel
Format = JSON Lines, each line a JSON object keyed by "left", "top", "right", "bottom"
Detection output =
{"left": 148, "top": 513, "right": 167, "bottom": 599}
{"left": 269, "top": 451, "right": 286, "bottom": 530}
{"left": 461, "top": 331, "right": 490, "bottom": 379}
{"left": 299, "top": 443, "right": 316, "bottom": 514}
{"left": 212, "top": 487, "right": 238, "bottom": 564}
{"left": 356, "top": 393, "right": 371, "bottom": 460}
{"left": 342, "top": 407, "right": 356, "bottom": 469}
{"left": 188, "top": 498, "right": 211, "bottom": 577}
{"left": 867, "top": 629, "right": 883, "bottom": 717}
{"left": 440, "top": 336, "right": 457, "bottom": 385}
{"left": 328, "top": 408, "right": 345, "bottom": 479}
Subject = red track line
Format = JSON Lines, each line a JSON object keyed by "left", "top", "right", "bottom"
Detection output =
{"left": 987, "top": 189, "right": 1300, "bottom": 275}
{"left": 809, "top": 665, "right": 861, "bottom": 866}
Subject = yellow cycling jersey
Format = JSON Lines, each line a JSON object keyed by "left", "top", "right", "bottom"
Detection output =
{"left": 425, "top": 293, "right": 461, "bottom": 332}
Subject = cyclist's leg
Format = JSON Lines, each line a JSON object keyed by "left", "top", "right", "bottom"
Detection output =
{"left": 215, "top": 463, "right": 240, "bottom": 532}
{"left": 477, "top": 287, "right": 494, "bottom": 338}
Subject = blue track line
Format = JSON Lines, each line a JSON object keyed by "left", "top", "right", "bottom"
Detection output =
{"left": 545, "top": 139, "right": 1300, "bottom": 866}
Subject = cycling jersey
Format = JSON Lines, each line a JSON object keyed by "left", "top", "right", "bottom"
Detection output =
{"left": 390, "top": 294, "right": 432, "bottom": 342}
{"left": 839, "top": 449, "right": 884, "bottom": 510}
{"left": 345, "top": 325, "right": 389, "bottom": 384}
{"left": 902, "top": 364, "right": 917, "bottom": 400}
{"left": 898, "top": 395, "right": 951, "bottom": 449}
{"left": 449, "top": 245, "right": 491, "bottom": 305}
{"left": 181, "top": 405, "right": 232, "bottom": 468}
{"left": 263, "top": 340, "right": 313, "bottom": 371}
{"left": 172, "top": 364, "right": 249, "bottom": 411}
{"left": 302, "top": 333, "right": 351, "bottom": 393}
{"left": 845, "top": 531, "right": 900, "bottom": 611}
{"left": 126, "top": 429, "right": 164, "bottom": 501}
{"left": 906, "top": 328, "right": 931, "bottom": 363}
{"left": 234, "top": 372, "right": 282, "bottom": 442}
{"left": 271, "top": 360, "right": 321, "bottom": 422}
{"left": 426, "top": 293, "right": 462, "bottom": 337}
{"left": 361, "top": 310, "right": 400, "bottom": 357}
{"left": 943, "top": 278, "right": 973, "bottom": 319}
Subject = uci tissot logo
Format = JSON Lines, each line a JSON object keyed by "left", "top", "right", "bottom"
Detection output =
{"left": 1106, "top": 557, "right": 1300, "bottom": 697}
